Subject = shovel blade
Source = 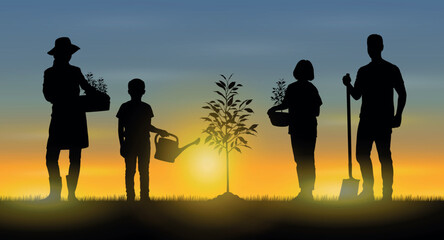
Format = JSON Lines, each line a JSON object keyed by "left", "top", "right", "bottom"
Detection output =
{"left": 339, "top": 178, "right": 360, "bottom": 200}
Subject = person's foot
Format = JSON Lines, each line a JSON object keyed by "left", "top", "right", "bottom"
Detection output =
{"left": 126, "top": 195, "right": 135, "bottom": 202}
{"left": 140, "top": 196, "right": 151, "bottom": 202}
{"left": 67, "top": 194, "right": 79, "bottom": 202}
{"left": 382, "top": 189, "right": 393, "bottom": 201}
{"left": 40, "top": 194, "right": 61, "bottom": 202}
{"left": 357, "top": 190, "right": 375, "bottom": 201}
{"left": 381, "top": 194, "right": 392, "bottom": 201}
{"left": 292, "top": 191, "right": 314, "bottom": 201}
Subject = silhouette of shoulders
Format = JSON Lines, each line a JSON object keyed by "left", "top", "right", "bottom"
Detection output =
{"left": 284, "top": 80, "right": 322, "bottom": 113}
{"left": 44, "top": 64, "right": 82, "bottom": 77}
{"left": 116, "top": 100, "right": 154, "bottom": 138}
{"left": 357, "top": 59, "right": 401, "bottom": 78}
{"left": 43, "top": 63, "right": 92, "bottom": 104}
{"left": 117, "top": 101, "right": 153, "bottom": 119}
{"left": 287, "top": 80, "right": 320, "bottom": 95}
{"left": 355, "top": 59, "right": 404, "bottom": 122}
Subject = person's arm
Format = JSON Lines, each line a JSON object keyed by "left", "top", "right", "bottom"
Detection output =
{"left": 118, "top": 119, "right": 124, "bottom": 146}
{"left": 77, "top": 68, "right": 96, "bottom": 94}
{"left": 393, "top": 69, "right": 407, "bottom": 128}
{"left": 149, "top": 124, "right": 170, "bottom": 137}
{"left": 118, "top": 119, "right": 127, "bottom": 158}
{"left": 43, "top": 70, "right": 56, "bottom": 103}
{"left": 267, "top": 103, "right": 288, "bottom": 115}
{"left": 342, "top": 73, "right": 362, "bottom": 100}
{"left": 314, "top": 88, "right": 322, "bottom": 117}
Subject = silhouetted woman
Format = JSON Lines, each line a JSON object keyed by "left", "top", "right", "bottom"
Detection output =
{"left": 268, "top": 60, "right": 322, "bottom": 200}
{"left": 43, "top": 37, "right": 96, "bottom": 201}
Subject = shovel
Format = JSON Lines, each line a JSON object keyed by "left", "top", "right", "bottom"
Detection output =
{"left": 339, "top": 82, "right": 359, "bottom": 200}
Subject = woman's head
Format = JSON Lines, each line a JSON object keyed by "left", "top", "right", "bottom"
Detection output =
{"left": 48, "top": 37, "right": 79, "bottom": 63}
{"left": 293, "top": 60, "right": 314, "bottom": 81}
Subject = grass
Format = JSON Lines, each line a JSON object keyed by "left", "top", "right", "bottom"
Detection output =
{"left": 0, "top": 198, "right": 442, "bottom": 240}
{"left": 2, "top": 194, "right": 442, "bottom": 202}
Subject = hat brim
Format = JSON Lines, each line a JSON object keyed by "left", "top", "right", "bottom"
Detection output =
{"left": 47, "top": 44, "right": 80, "bottom": 55}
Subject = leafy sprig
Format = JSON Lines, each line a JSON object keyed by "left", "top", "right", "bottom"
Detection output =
{"left": 202, "top": 74, "right": 258, "bottom": 155}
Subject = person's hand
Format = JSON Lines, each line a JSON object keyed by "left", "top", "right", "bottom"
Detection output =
{"left": 392, "top": 114, "right": 402, "bottom": 128}
{"left": 267, "top": 107, "right": 277, "bottom": 116}
{"left": 342, "top": 73, "right": 351, "bottom": 87}
{"left": 120, "top": 143, "right": 128, "bottom": 158}
{"left": 159, "top": 130, "right": 170, "bottom": 137}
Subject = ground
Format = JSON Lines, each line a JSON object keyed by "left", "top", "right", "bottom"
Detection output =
{"left": 0, "top": 198, "right": 442, "bottom": 240}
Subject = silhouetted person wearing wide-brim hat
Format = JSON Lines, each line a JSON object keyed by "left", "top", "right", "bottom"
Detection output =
{"left": 268, "top": 60, "right": 322, "bottom": 201}
{"left": 42, "top": 37, "right": 96, "bottom": 201}
{"left": 342, "top": 34, "right": 407, "bottom": 201}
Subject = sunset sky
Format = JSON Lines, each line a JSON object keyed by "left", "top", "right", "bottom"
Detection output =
{"left": 0, "top": 0, "right": 443, "bottom": 199}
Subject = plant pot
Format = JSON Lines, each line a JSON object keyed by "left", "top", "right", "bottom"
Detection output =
{"left": 80, "top": 92, "right": 110, "bottom": 112}
{"left": 269, "top": 111, "right": 289, "bottom": 127}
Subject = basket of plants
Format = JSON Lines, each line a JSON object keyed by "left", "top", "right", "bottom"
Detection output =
{"left": 80, "top": 72, "right": 110, "bottom": 112}
{"left": 269, "top": 111, "right": 289, "bottom": 127}
{"left": 269, "top": 79, "right": 289, "bottom": 127}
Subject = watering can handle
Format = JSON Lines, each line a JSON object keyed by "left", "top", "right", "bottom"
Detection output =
{"left": 155, "top": 133, "right": 179, "bottom": 144}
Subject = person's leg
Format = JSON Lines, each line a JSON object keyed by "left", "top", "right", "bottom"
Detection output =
{"left": 356, "top": 122, "right": 375, "bottom": 198}
{"left": 46, "top": 148, "right": 61, "bottom": 179}
{"left": 375, "top": 130, "right": 394, "bottom": 200}
{"left": 67, "top": 148, "right": 81, "bottom": 201}
{"left": 291, "top": 135, "right": 316, "bottom": 200}
{"left": 125, "top": 154, "right": 137, "bottom": 201}
{"left": 138, "top": 145, "right": 151, "bottom": 201}
{"left": 44, "top": 148, "right": 62, "bottom": 201}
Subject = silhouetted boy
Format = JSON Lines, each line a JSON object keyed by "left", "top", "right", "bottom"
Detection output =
{"left": 342, "top": 34, "right": 407, "bottom": 201}
{"left": 268, "top": 60, "right": 322, "bottom": 200}
{"left": 117, "top": 79, "right": 169, "bottom": 201}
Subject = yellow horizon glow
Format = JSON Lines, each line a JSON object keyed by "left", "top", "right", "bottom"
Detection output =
{"left": 1, "top": 108, "right": 443, "bottom": 199}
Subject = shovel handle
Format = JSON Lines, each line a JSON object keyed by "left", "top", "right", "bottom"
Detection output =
{"left": 347, "top": 87, "right": 353, "bottom": 179}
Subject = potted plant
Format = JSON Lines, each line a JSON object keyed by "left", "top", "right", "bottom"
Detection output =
{"left": 269, "top": 79, "right": 289, "bottom": 127}
{"left": 80, "top": 72, "right": 110, "bottom": 112}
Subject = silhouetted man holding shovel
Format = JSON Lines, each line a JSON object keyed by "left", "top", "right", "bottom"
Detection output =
{"left": 342, "top": 34, "right": 406, "bottom": 201}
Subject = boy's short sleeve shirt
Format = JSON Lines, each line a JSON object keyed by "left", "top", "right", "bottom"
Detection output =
{"left": 116, "top": 101, "right": 154, "bottom": 141}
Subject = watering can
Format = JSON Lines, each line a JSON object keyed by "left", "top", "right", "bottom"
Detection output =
{"left": 154, "top": 134, "right": 200, "bottom": 163}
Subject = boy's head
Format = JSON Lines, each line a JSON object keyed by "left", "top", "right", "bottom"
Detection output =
{"left": 128, "top": 78, "right": 146, "bottom": 98}
{"left": 293, "top": 60, "right": 314, "bottom": 81}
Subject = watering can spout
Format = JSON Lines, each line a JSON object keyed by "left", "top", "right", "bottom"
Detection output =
{"left": 177, "top": 138, "right": 200, "bottom": 157}
{"left": 154, "top": 134, "right": 200, "bottom": 163}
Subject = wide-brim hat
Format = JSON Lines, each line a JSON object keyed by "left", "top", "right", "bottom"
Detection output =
{"left": 47, "top": 37, "right": 80, "bottom": 55}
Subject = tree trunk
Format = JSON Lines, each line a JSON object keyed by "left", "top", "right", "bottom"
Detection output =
{"left": 226, "top": 144, "right": 229, "bottom": 193}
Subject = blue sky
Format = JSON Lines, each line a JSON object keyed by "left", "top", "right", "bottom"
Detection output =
{"left": 1, "top": 0, "right": 443, "bottom": 144}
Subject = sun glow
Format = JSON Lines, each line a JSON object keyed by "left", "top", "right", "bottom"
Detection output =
{"left": 186, "top": 146, "right": 224, "bottom": 183}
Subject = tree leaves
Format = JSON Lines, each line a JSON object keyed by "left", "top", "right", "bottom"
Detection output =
{"left": 202, "top": 74, "right": 258, "bottom": 156}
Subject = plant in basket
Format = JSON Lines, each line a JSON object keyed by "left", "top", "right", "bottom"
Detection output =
{"left": 81, "top": 72, "right": 110, "bottom": 112}
{"left": 269, "top": 79, "right": 289, "bottom": 126}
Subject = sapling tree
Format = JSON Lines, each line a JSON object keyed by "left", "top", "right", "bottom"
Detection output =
{"left": 202, "top": 74, "right": 258, "bottom": 194}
